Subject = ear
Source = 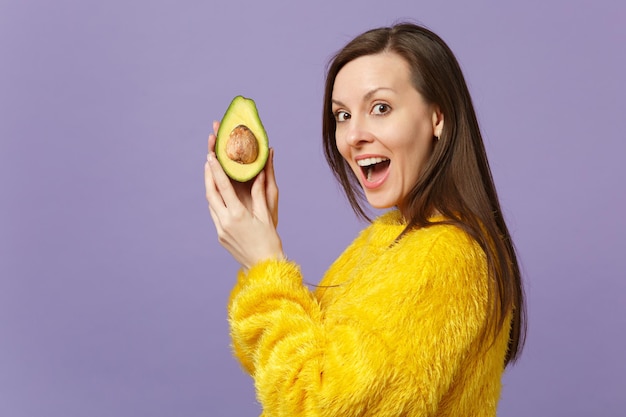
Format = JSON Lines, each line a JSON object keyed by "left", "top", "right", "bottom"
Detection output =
{"left": 431, "top": 106, "right": 444, "bottom": 139}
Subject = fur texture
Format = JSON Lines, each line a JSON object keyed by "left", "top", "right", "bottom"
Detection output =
{"left": 228, "top": 210, "right": 511, "bottom": 416}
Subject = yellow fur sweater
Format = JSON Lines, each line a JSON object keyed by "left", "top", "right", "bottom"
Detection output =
{"left": 228, "top": 210, "right": 511, "bottom": 416}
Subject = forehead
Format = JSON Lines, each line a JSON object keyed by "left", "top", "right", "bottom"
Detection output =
{"left": 333, "top": 52, "right": 412, "bottom": 98}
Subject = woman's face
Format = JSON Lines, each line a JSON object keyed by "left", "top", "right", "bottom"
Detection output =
{"left": 332, "top": 52, "right": 443, "bottom": 216}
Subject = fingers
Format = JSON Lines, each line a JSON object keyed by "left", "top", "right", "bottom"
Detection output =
{"left": 208, "top": 121, "right": 220, "bottom": 153}
{"left": 204, "top": 159, "right": 225, "bottom": 210}
{"left": 265, "top": 148, "right": 279, "bottom": 226}
{"left": 265, "top": 148, "right": 276, "bottom": 183}
{"left": 208, "top": 133, "right": 216, "bottom": 153}
{"left": 266, "top": 148, "right": 278, "bottom": 197}
{"left": 206, "top": 153, "right": 244, "bottom": 214}
{"left": 250, "top": 170, "right": 270, "bottom": 221}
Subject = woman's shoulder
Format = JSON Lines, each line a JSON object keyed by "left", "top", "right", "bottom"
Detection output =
{"left": 345, "top": 210, "right": 486, "bottom": 270}
{"left": 416, "top": 220, "right": 480, "bottom": 250}
{"left": 371, "top": 211, "right": 481, "bottom": 250}
{"left": 392, "top": 216, "right": 487, "bottom": 270}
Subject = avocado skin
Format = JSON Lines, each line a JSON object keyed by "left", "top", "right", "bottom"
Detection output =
{"left": 216, "top": 96, "right": 269, "bottom": 182}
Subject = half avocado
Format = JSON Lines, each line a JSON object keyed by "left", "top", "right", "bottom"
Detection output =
{"left": 216, "top": 96, "right": 269, "bottom": 182}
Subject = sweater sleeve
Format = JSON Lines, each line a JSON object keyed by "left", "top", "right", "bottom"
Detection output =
{"left": 227, "top": 227, "right": 494, "bottom": 417}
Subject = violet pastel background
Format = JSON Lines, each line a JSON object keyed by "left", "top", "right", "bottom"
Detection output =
{"left": 1, "top": 0, "right": 624, "bottom": 415}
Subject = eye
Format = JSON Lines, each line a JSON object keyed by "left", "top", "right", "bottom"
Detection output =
{"left": 334, "top": 110, "right": 351, "bottom": 122}
{"left": 372, "top": 103, "right": 391, "bottom": 115}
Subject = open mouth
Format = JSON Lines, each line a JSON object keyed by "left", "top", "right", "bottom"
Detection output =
{"left": 357, "top": 157, "right": 390, "bottom": 184}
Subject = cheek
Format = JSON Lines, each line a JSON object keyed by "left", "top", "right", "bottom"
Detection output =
{"left": 409, "top": 144, "right": 435, "bottom": 183}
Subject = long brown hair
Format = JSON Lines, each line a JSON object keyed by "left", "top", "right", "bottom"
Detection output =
{"left": 322, "top": 23, "right": 526, "bottom": 365}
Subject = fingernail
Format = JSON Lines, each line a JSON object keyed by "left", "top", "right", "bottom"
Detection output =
{"left": 207, "top": 153, "right": 213, "bottom": 163}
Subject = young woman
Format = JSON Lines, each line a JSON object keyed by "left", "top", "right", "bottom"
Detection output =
{"left": 204, "top": 22, "right": 525, "bottom": 417}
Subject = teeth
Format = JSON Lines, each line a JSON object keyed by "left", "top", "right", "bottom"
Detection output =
{"left": 357, "top": 157, "right": 389, "bottom": 167}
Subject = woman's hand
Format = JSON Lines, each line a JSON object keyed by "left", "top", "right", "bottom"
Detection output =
{"left": 204, "top": 121, "right": 284, "bottom": 271}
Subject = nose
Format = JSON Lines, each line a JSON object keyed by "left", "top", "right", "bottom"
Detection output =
{"left": 343, "top": 116, "right": 374, "bottom": 148}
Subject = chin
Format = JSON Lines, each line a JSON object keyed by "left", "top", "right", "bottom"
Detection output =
{"left": 364, "top": 196, "right": 397, "bottom": 211}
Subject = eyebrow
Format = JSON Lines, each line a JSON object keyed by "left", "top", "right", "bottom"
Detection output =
{"left": 332, "top": 87, "right": 396, "bottom": 108}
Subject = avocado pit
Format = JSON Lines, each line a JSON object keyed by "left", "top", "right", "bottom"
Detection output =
{"left": 226, "top": 125, "right": 259, "bottom": 164}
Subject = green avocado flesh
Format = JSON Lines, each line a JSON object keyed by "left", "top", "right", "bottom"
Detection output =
{"left": 216, "top": 96, "right": 269, "bottom": 182}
